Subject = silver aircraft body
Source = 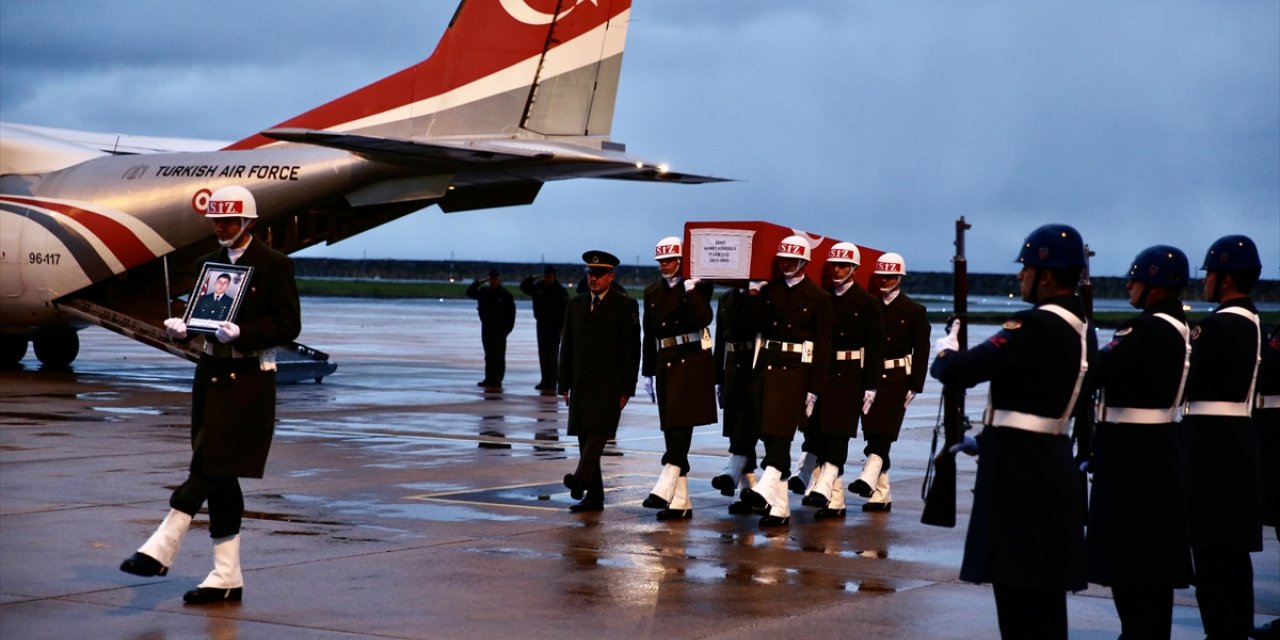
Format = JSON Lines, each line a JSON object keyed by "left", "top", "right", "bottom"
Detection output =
{"left": 0, "top": 0, "right": 723, "bottom": 371}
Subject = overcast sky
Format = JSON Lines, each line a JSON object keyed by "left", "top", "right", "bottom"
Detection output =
{"left": 2, "top": 1, "right": 1276, "bottom": 277}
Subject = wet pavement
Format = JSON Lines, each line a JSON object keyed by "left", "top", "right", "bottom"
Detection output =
{"left": 2, "top": 297, "right": 1276, "bottom": 639}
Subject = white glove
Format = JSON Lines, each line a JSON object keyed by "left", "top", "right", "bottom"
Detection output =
{"left": 804, "top": 392, "right": 817, "bottom": 417}
{"left": 903, "top": 390, "right": 916, "bottom": 408}
{"left": 748, "top": 280, "right": 766, "bottom": 293}
{"left": 715, "top": 384, "right": 723, "bottom": 409}
{"left": 861, "top": 390, "right": 877, "bottom": 415}
{"left": 215, "top": 321, "right": 241, "bottom": 344}
{"left": 683, "top": 277, "right": 701, "bottom": 292}
{"left": 163, "top": 317, "right": 187, "bottom": 340}
{"left": 935, "top": 318, "right": 961, "bottom": 353}
{"left": 644, "top": 376, "right": 655, "bottom": 402}
{"left": 948, "top": 435, "right": 980, "bottom": 457}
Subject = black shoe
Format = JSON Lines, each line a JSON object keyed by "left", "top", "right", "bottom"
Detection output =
{"left": 727, "top": 500, "right": 754, "bottom": 515}
{"left": 641, "top": 494, "right": 669, "bottom": 510}
{"left": 759, "top": 514, "right": 790, "bottom": 527}
{"left": 563, "top": 473, "right": 584, "bottom": 500}
{"left": 801, "top": 491, "right": 829, "bottom": 508}
{"left": 656, "top": 508, "right": 692, "bottom": 521}
{"left": 477, "top": 380, "right": 490, "bottom": 387}
{"left": 1251, "top": 618, "right": 1280, "bottom": 640}
{"left": 788, "top": 476, "right": 807, "bottom": 495}
{"left": 182, "top": 586, "right": 242, "bottom": 604}
{"left": 848, "top": 479, "right": 872, "bottom": 497}
{"left": 710, "top": 474, "right": 736, "bottom": 497}
{"left": 569, "top": 494, "right": 604, "bottom": 513}
{"left": 743, "top": 488, "right": 767, "bottom": 510}
{"left": 861, "top": 502, "right": 891, "bottom": 513}
{"left": 815, "top": 507, "right": 847, "bottom": 520}
{"left": 119, "top": 552, "right": 167, "bottom": 577}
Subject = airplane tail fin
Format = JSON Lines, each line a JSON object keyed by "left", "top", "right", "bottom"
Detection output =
{"left": 225, "top": 0, "right": 631, "bottom": 151}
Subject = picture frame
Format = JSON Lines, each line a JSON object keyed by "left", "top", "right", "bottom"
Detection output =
{"left": 183, "top": 262, "right": 253, "bottom": 334}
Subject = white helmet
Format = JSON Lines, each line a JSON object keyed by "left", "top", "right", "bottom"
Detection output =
{"left": 874, "top": 252, "right": 906, "bottom": 276}
{"left": 775, "top": 235, "right": 812, "bottom": 262}
{"left": 654, "top": 236, "right": 682, "bottom": 260}
{"left": 205, "top": 185, "right": 258, "bottom": 219}
{"left": 827, "top": 242, "right": 861, "bottom": 265}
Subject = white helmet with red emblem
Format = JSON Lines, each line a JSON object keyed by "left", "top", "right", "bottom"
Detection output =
{"left": 205, "top": 185, "right": 258, "bottom": 219}
{"left": 827, "top": 242, "right": 861, "bottom": 265}
{"left": 775, "top": 235, "right": 812, "bottom": 262}
{"left": 874, "top": 252, "right": 906, "bottom": 276}
{"left": 654, "top": 236, "right": 682, "bottom": 260}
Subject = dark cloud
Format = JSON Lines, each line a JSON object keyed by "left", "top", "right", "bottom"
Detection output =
{"left": 1, "top": 0, "right": 1275, "bottom": 276}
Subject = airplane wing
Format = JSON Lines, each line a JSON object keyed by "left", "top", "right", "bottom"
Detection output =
{"left": 262, "top": 128, "right": 729, "bottom": 185}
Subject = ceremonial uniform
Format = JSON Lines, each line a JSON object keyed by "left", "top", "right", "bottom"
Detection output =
{"left": 121, "top": 185, "right": 300, "bottom": 604}
{"left": 930, "top": 223, "right": 1093, "bottom": 639}
{"left": 640, "top": 264, "right": 717, "bottom": 519}
{"left": 559, "top": 251, "right": 641, "bottom": 512}
{"left": 711, "top": 286, "right": 763, "bottom": 512}
{"left": 850, "top": 254, "right": 928, "bottom": 512}
{"left": 467, "top": 273, "right": 516, "bottom": 388}
{"left": 191, "top": 290, "right": 234, "bottom": 322}
{"left": 1184, "top": 296, "right": 1263, "bottom": 636}
{"left": 520, "top": 269, "right": 568, "bottom": 391}
{"left": 1257, "top": 323, "right": 1280, "bottom": 531}
{"left": 1087, "top": 296, "right": 1192, "bottom": 636}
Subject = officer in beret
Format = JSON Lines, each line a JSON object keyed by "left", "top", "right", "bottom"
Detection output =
{"left": 559, "top": 250, "right": 641, "bottom": 512}
{"left": 931, "top": 223, "right": 1094, "bottom": 638}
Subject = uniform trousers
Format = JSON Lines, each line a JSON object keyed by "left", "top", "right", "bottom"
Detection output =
{"left": 762, "top": 436, "right": 792, "bottom": 477}
{"left": 574, "top": 435, "right": 608, "bottom": 494}
{"left": 481, "top": 327, "right": 507, "bottom": 385}
{"left": 170, "top": 457, "right": 243, "bottom": 539}
{"left": 863, "top": 435, "right": 893, "bottom": 471}
{"left": 728, "top": 430, "right": 758, "bottom": 471}
{"left": 661, "top": 428, "right": 693, "bottom": 474}
{"left": 535, "top": 326, "right": 560, "bottom": 387}
{"left": 993, "top": 584, "right": 1067, "bottom": 640}
{"left": 1112, "top": 587, "right": 1173, "bottom": 640}
{"left": 815, "top": 433, "right": 851, "bottom": 475}
{"left": 1193, "top": 547, "right": 1254, "bottom": 638}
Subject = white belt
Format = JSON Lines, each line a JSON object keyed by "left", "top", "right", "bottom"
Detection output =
{"left": 725, "top": 341, "right": 752, "bottom": 353}
{"left": 659, "top": 328, "right": 710, "bottom": 350}
{"left": 884, "top": 356, "right": 910, "bottom": 369}
{"left": 835, "top": 349, "right": 863, "bottom": 361}
{"left": 984, "top": 408, "right": 1070, "bottom": 435}
{"left": 763, "top": 340, "right": 805, "bottom": 354}
{"left": 1184, "top": 400, "right": 1253, "bottom": 418}
{"left": 204, "top": 342, "right": 259, "bottom": 359}
{"left": 1099, "top": 406, "right": 1179, "bottom": 424}
{"left": 1258, "top": 395, "right": 1280, "bottom": 410}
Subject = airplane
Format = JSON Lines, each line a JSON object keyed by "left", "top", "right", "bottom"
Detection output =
{"left": 0, "top": 0, "right": 725, "bottom": 379}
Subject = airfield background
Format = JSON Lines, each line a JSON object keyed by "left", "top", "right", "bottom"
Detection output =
{"left": 290, "top": 258, "right": 1278, "bottom": 328}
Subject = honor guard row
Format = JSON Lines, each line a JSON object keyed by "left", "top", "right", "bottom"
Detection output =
{"left": 932, "top": 226, "right": 1270, "bottom": 640}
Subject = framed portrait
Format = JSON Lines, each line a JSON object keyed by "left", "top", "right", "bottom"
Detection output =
{"left": 183, "top": 262, "right": 254, "bottom": 334}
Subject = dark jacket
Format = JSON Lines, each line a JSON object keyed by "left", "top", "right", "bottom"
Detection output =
{"left": 191, "top": 239, "right": 301, "bottom": 478}
{"left": 642, "top": 278, "right": 717, "bottom": 430}
{"left": 714, "top": 287, "right": 760, "bottom": 440}
{"left": 862, "top": 291, "right": 928, "bottom": 440}
{"left": 755, "top": 276, "right": 832, "bottom": 439}
{"left": 558, "top": 289, "right": 641, "bottom": 438}
{"left": 810, "top": 281, "right": 883, "bottom": 437}
{"left": 520, "top": 276, "right": 568, "bottom": 338}
{"left": 467, "top": 280, "right": 516, "bottom": 335}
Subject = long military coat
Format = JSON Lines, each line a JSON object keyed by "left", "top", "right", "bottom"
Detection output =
{"left": 714, "top": 287, "right": 760, "bottom": 440}
{"left": 642, "top": 278, "right": 717, "bottom": 430}
{"left": 755, "top": 276, "right": 832, "bottom": 439}
{"left": 810, "top": 282, "right": 883, "bottom": 437}
{"left": 862, "top": 291, "right": 929, "bottom": 441}
{"left": 558, "top": 289, "right": 641, "bottom": 438}
{"left": 191, "top": 239, "right": 301, "bottom": 478}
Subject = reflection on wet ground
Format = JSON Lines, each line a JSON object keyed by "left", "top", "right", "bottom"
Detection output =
{"left": 2, "top": 298, "right": 1275, "bottom": 639}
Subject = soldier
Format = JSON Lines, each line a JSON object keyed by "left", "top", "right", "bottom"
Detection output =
{"left": 521, "top": 266, "right": 569, "bottom": 394}
{"left": 639, "top": 236, "right": 718, "bottom": 520}
{"left": 710, "top": 282, "right": 763, "bottom": 515}
{"left": 190, "top": 273, "right": 235, "bottom": 321}
{"left": 467, "top": 269, "right": 516, "bottom": 390}
{"left": 742, "top": 235, "right": 833, "bottom": 527}
{"left": 796, "top": 242, "right": 884, "bottom": 519}
{"left": 1253, "top": 321, "right": 1280, "bottom": 640}
{"left": 1183, "top": 234, "right": 1264, "bottom": 639}
{"left": 120, "top": 185, "right": 301, "bottom": 604}
{"left": 1085, "top": 245, "right": 1193, "bottom": 638}
{"left": 849, "top": 252, "right": 928, "bottom": 513}
{"left": 930, "top": 223, "right": 1093, "bottom": 639}
{"left": 559, "top": 250, "right": 641, "bottom": 513}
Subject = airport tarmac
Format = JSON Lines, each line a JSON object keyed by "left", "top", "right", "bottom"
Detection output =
{"left": 2, "top": 297, "right": 1276, "bottom": 640}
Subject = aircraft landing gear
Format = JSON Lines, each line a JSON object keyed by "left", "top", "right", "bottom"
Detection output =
{"left": 32, "top": 329, "right": 79, "bottom": 368}
{"left": 1, "top": 334, "right": 29, "bottom": 366}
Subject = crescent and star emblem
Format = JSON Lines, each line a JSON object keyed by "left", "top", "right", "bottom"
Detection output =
{"left": 499, "top": 0, "right": 598, "bottom": 25}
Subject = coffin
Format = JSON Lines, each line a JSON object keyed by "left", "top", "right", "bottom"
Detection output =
{"left": 682, "top": 220, "right": 884, "bottom": 290}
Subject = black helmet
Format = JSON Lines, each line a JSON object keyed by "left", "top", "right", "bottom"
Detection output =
{"left": 1201, "top": 235, "right": 1262, "bottom": 272}
{"left": 1016, "top": 224, "right": 1086, "bottom": 269}
{"left": 1128, "top": 245, "right": 1189, "bottom": 288}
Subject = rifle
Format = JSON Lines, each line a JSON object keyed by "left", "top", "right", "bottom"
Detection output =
{"left": 1072, "top": 244, "right": 1096, "bottom": 518}
{"left": 921, "top": 216, "right": 971, "bottom": 528}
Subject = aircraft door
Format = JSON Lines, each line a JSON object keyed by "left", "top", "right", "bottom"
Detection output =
{"left": 0, "top": 210, "right": 28, "bottom": 299}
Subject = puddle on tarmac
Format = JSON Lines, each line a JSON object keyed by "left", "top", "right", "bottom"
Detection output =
{"left": 90, "top": 406, "right": 164, "bottom": 416}
{"left": 464, "top": 546, "right": 558, "bottom": 560}
{"left": 285, "top": 494, "right": 533, "bottom": 523}
{"left": 77, "top": 392, "right": 121, "bottom": 401}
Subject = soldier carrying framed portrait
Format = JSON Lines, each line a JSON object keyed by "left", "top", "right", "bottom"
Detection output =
{"left": 183, "top": 262, "right": 253, "bottom": 334}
